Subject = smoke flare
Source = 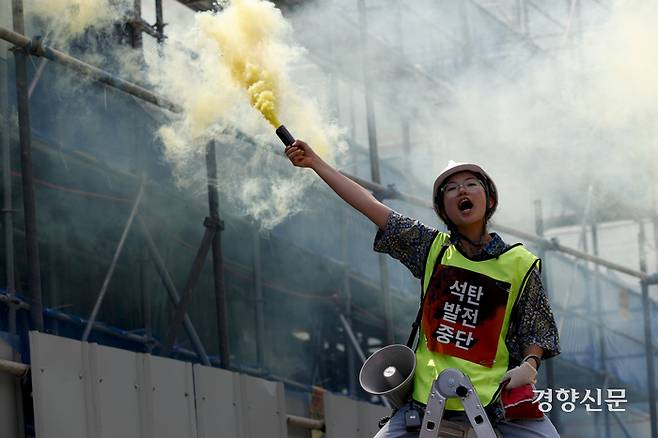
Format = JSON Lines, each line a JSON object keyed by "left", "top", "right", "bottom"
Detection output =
{"left": 198, "top": 0, "right": 285, "bottom": 129}
{"left": 148, "top": 0, "right": 344, "bottom": 227}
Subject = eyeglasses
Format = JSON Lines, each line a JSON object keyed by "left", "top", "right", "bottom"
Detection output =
{"left": 442, "top": 178, "right": 483, "bottom": 196}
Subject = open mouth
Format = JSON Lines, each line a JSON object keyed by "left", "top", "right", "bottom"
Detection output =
{"left": 458, "top": 198, "right": 473, "bottom": 212}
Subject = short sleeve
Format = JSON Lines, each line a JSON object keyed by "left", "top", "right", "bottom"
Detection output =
{"left": 373, "top": 210, "right": 440, "bottom": 279}
{"left": 506, "top": 268, "right": 561, "bottom": 361}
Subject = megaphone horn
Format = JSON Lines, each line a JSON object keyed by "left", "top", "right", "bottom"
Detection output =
{"left": 359, "top": 344, "right": 416, "bottom": 408}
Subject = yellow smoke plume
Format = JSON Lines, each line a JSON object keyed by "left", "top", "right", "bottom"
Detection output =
{"left": 151, "top": 0, "right": 344, "bottom": 227}
{"left": 243, "top": 63, "right": 280, "bottom": 128}
{"left": 198, "top": 0, "right": 285, "bottom": 128}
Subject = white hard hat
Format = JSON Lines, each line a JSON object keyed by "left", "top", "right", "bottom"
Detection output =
{"left": 432, "top": 161, "right": 498, "bottom": 225}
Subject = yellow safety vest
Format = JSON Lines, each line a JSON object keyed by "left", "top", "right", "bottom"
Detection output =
{"left": 412, "top": 232, "right": 539, "bottom": 411}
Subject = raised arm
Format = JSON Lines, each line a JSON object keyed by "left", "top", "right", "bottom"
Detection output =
{"left": 285, "top": 140, "right": 391, "bottom": 229}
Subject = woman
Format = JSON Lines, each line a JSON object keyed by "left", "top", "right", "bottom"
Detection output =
{"left": 285, "top": 140, "right": 560, "bottom": 438}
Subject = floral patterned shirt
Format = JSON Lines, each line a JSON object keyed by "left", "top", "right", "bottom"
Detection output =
{"left": 373, "top": 210, "right": 560, "bottom": 362}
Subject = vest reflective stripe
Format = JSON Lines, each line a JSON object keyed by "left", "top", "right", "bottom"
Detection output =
{"left": 412, "top": 232, "right": 539, "bottom": 410}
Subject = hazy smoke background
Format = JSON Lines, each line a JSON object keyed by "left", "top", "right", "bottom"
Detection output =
{"left": 145, "top": 0, "right": 347, "bottom": 228}
{"left": 22, "top": 0, "right": 658, "bottom": 239}
{"left": 24, "top": 0, "right": 347, "bottom": 229}
{"left": 284, "top": 0, "right": 658, "bottom": 237}
{"left": 26, "top": 0, "right": 129, "bottom": 37}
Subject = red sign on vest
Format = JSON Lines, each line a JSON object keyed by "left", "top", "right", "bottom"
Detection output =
{"left": 422, "top": 264, "right": 511, "bottom": 367}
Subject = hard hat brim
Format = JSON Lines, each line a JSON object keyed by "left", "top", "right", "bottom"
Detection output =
{"left": 432, "top": 162, "right": 499, "bottom": 221}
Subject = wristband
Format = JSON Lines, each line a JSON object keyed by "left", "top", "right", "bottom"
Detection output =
{"left": 523, "top": 354, "right": 541, "bottom": 370}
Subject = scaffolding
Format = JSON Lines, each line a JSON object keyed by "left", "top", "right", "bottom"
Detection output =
{"left": 1, "top": 0, "right": 658, "bottom": 437}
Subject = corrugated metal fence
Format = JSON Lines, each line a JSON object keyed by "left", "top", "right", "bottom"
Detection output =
{"left": 28, "top": 332, "right": 387, "bottom": 438}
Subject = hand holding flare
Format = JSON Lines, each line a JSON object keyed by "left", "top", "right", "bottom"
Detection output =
{"left": 285, "top": 140, "right": 318, "bottom": 168}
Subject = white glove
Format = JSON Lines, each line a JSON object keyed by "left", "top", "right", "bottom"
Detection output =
{"left": 500, "top": 361, "right": 537, "bottom": 389}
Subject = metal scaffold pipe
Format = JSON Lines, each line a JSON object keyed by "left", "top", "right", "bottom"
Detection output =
{"left": 0, "top": 358, "right": 29, "bottom": 377}
{"left": 252, "top": 233, "right": 266, "bottom": 370}
{"left": 11, "top": 1, "right": 44, "bottom": 331}
{"left": 1, "top": 34, "right": 17, "bottom": 337}
{"left": 205, "top": 141, "right": 230, "bottom": 369}
{"left": 493, "top": 222, "right": 648, "bottom": 279}
{"left": 0, "top": 27, "right": 181, "bottom": 113}
{"left": 641, "top": 278, "right": 658, "bottom": 438}
{"left": 591, "top": 222, "right": 612, "bottom": 438}
{"left": 341, "top": 171, "right": 650, "bottom": 280}
{"left": 533, "top": 200, "right": 558, "bottom": 429}
{"left": 82, "top": 179, "right": 146, "bottom": 341}
{"left": 137, "top": 216, "right": 211, "bottom": 366}
{"left": 338, "top": 313, "right": 392, "bottom": 409}
{"left": 338, "top": 313, "right": 366, "bottom": 363}
{"left": 338, "top": 313, "right": 391, "bottom": 408}
{"left": 286, "top": 414, "right": 324, "bottom": 431}
{"left": 639, "top": 219, "right": 658, "bottom": 438}
{"left": 155, "top": 0, "right": 165, "bottom": 43}
{"left": 356, "top": 0, "right": 394, "bottom": 346}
